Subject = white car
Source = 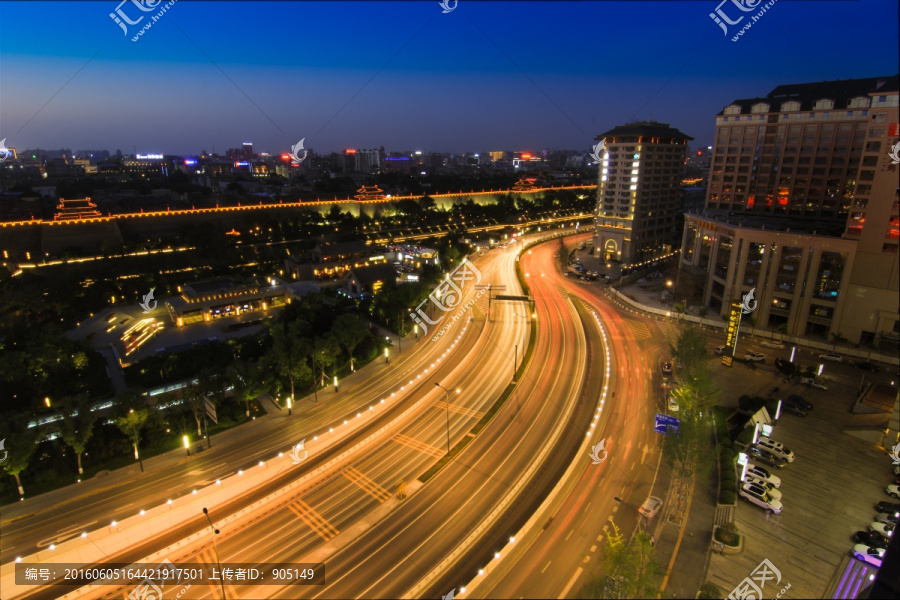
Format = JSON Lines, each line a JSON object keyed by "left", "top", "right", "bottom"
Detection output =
{"left": 742, "top": 475, "right": 782, "bottom": 500}
{"left": 714, "top": 346, "right": 726, "bottom": 355}
{"left": 744, "top": 352, "right": 767, "bottom": 362}
{"left": 852, "top": 544, "right": 885, "bottom": 567}
{"left": 871, "top": 522, "right": 895, "bottom": 538}
{"left": 761, "top": 341, "right": 786, "bottom": 349}
{"left": 819, "top": 353, "right": 843, "bottom": 362}
{"left": 876, "top": 512, "right": 900, "bottom": 525}
{"left": 638, "top": 496, "right": 663, "bottom": 518}
{"left": 746, "top": 464, "right": 781, "bottom": 488}
{"left": 801, "top": 377, "right": 828, "bottom": 391}
{"left": 887, "top": 485, "right": 900, "bottom": 499}
{"left": 668, "top": 397, "right": 679, "bottom": 412}
{"left": 739, "top": 483, "right": 783, "bottom": 513}
{"left": 756, "top": 437, "right": 795, "bottom": 463}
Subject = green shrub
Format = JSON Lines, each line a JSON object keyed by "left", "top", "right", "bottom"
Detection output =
{"left": 698, "top": 582, "right": 722, "bottom": 599}
{"left": 736, "top": 427, "right": 755, "bottom": 446}
{"left": 720, "top": 490, "right": 736, "bottom": 505}
{"left": 721, "top": 478, "right": 736, "bottom": 493}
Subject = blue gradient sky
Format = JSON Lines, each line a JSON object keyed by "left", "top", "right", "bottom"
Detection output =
{"left": 0, "top": 1, "right": 897, "bottom": 156}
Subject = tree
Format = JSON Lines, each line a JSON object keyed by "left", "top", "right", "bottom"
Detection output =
{"left": 226, "top": 360, "right": 265, "bottom": 417}
{"left": 115, "top": 407, "right": 149, "bottom": 465}
{"left": 270, "top": 322, "right": 312, "bottom": 402}
{"left": 56, "top": 393, "right": 99, "bottom": 476}
{"left": 331, "top": 314, "right": 369, "bottom": 372}
{"left": 0, "top": 416, "right": 41, "bottom": 497}
{"left": 312, "top": 334, "right": 341, "bottom": 388}
{"left": 594, "top": 521, "right": 663, "bottom": 599}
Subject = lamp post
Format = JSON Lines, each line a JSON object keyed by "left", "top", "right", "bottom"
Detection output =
{"left": 183, "top": 435, "right": 190, "bottom": 456}
{"left": 512, "top": 312, "right": 533, "bottom": 383}
{"left": 435, "top": 382, "right": 459, "bottom": 456}
{"left": 287, "top": 395, "right": 292, "bottom": 416}
{"left": 130, "top": 409, "right": 144, "bottom": 473}
{"left": 202, "top": 508, "right": 227, "bottom": 600}
{"left": 385, "top": 347, "right": 389, "bottom": 364}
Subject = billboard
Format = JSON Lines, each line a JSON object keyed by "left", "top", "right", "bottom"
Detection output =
{"left": 722, "top": 301, "right": 743, "bottom": 367}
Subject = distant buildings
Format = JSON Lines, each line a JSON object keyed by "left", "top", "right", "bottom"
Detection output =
{"left": 593, "top": 121, "right": 692, "bottom": 264}
{"left": 680, "top": 74, "right": 899, "bottom": 350}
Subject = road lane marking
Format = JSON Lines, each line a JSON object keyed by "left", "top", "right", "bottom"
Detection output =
{"left": 565, "top": 529, "right": 573, "bottom": 541}
{"left": 559, "top": 567, "right": 584, "bottom": 598}
{"left": 541, "top": 561, "right": 552, "bottom": 574}
{"left": 288, "top": 499, "right": 339, "bottom": 541}
{"left": 612, "top": 505, "right": 618, "bottom": 512}
{"left": 435, "top": 400, "right": 484, "bottom": 420}
{"left": 590, "top": 545, "right": 597, "bottom": 552}
{"left": 392, "top": 433, "right": 443, "bottom": 458}
{"left": 343, "top": 467, "right": 391, "bottom": 502}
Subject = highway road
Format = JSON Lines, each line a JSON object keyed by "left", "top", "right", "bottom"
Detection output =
{"left": 14, "top": 234, "right": 545, "bottom": 599}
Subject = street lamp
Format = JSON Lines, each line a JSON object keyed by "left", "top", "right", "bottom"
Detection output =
{"left": 202, "top": 508, "right": 227, "bottom": 600}
{"left": 435, "top": 382, "right": 460, "bottom": 456}
{"left": 183, "top": 435, "right": 190, "bottom": 456}
{"left": 385, "top": 347, "right": 389, "bottom": 364}
{"left": 287, "top": 395, "right": 292, "bottom": 416}
{"left": 334, "top": 376, "right": 339, "bottom": 393}
{"left": 129, "top": 409, "right": 144, "bottom": 473}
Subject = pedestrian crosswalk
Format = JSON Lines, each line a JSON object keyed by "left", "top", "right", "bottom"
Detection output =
{"left": 622, "top": 318, "right": 652, "bottom": 341}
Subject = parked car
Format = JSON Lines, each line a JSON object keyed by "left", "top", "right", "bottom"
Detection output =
{"left": 851, "top": 360, "right": 880, "bottom": 372}
{"left": 819, "top": 353, "right": 843, "bottom": 362}
{"left": 852, "top": 544, "right": 885, "bottom": 567}
{"left": 785, "top": 394, "right": 813, "bottom": 411}
{"left": 756, "top": 437, "right": 795, "bottom": 462}
{"left": 761, "top": 341, "right": 786, "bottom": 349}
{"left": 739, "top": 482, "right": 783, "bottom": 513}
{"left": 875, "top": 501, "right": 900, "bottom": 514}
{"left": 638, "top": 496, "right": 663, "bottom": 518}
{"left": 661, "top": 362, "right": 673, "bottom": 375}
{"left": 876, "top": 512, "right": 900, "bottom": 525}
{"left": 886, "top": 485, "right": 900, "bottom": 499}
{"left": 748, "top": 447, "right": 788, "bottom": 469}
{"left": 780, "top": 402, "right": 808, "bottom": 417}
{"left": 870, "top": 522, "right": 895, "bottom": 538}
{"left": 745, "top": 352, "right": 767, "bottom": 362}
{"left": 742, "top": 475, "right": 782, "bottom": 500}
{"left": 714, "top": 346, "right": 726, "bottom": 355}
{"left": 746, "top": 464, "right": 781, "bottom": 488}
{"left": 853, "top": 530, "right": 890, "bottom": 549}
{"left": 667, "top": 397, "right": 679, "bottom": 412}
{"left": 800, "top": 377, "right": 828, "bottom": 391}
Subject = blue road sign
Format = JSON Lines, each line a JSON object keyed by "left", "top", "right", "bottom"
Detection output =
{"left": 654, "top": 413, "right": 680, "bottom": 435}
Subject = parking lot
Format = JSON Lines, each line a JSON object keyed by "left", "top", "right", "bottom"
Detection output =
{"left": 706, "top": 353, "right": 898, "bottom": 598}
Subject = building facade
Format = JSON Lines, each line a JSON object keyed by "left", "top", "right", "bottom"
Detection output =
{"left": 681, "top": 75, "right": 899, "bottom": 349}
{"left": 593, "top": 121, "right": 692, "bottom": 264}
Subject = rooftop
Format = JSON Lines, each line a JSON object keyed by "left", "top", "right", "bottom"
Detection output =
{"left": 595, "top": 120, "right": 693, "bottom": 142}
{"left": 687, "top": 210, "right": 848, "bottom": 238}
{"left": 720, "top": 74, "right": 899, "bottom": 115}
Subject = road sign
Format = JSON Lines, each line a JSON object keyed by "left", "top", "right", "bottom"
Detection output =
{"left": 654, "top": 413, "right": 680, "bottom": 435}
{"left": 495, "top": 295, "right": 531, "bottom": 301}
{"left": 204, "top": 396, "right": 218, "bottom": 425}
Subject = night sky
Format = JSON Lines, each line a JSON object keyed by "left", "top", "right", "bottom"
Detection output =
{"left": 0, "top": 1, "right": 897, "bottom": 156}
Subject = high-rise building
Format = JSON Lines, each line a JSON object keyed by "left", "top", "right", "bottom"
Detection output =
{"left": 354, "top": 148, "right": 381, "bottom": 174}
{"left": 593, "top": 121, "right": 692, "bottom": 264}
{"left": 242, "top": 143, "right": 254, "bottom": 160}
{"left": 680, "top": 75, "right": 899, "bottom": 348}
{"left": 706, "top": 75, "right": 897, "bottom": 223}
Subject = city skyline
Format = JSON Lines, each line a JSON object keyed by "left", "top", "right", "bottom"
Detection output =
{"left": 1, "top": 0, "right": 897, "bottom": 155}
